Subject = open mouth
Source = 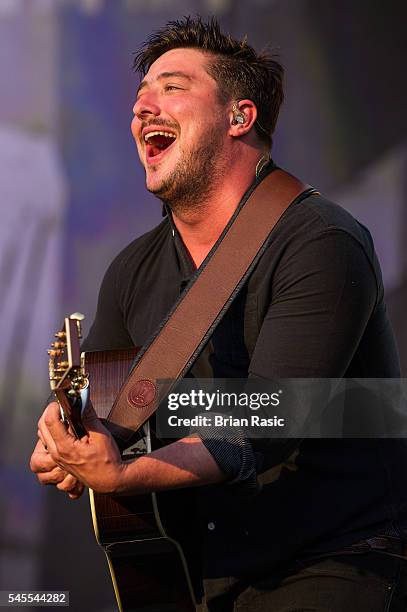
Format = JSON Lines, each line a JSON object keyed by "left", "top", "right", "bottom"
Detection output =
{"left": 144, "top": 130, "right": 177, "bottom": 162}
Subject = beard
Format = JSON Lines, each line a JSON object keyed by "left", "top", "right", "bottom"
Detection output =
{"left": 147, "top": 125, "right": 226, "bottom": 215}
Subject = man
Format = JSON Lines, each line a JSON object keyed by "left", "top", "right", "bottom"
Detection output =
{"left": 31, "top": 16, "right": 407, "bottom": 611}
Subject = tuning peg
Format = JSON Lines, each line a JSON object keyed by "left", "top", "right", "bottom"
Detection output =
{"left": 48, "top": 349, "right": 62, "bottom": 357}
{"left": 55, "top": 331, "right": 66, "bottom": 339}
{"left": 51, "top": 341, "right": 66, "bottom": 349}
{"left": 57, "top": 361, "right": 69, "bottom": 368}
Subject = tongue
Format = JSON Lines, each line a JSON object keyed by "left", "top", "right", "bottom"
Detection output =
{"left": 147, "top": 134, "right": 174, "bottom": 158}
{"left": 148, "top": 143, "right": 162, "bottom": 157}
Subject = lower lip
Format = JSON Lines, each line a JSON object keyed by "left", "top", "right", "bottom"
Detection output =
{"left": 146, "top": 140, "right": 176, "bottom": 165}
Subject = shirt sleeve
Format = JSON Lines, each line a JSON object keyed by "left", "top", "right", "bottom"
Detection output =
{"left": 197, "top": 229, "right": 379, "bottom": 491}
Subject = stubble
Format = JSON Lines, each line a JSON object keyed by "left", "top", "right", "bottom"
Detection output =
{"left": 148, "top": 124, "right": 226, "bottom": 216}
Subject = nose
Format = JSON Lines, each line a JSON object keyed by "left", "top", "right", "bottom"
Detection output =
{"left": 133, "top": 91, "right": 161, "bottom": 121}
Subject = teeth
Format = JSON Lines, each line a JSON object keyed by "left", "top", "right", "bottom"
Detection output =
{"left": 144, "top": 130, "right": 177, "bottom": 142}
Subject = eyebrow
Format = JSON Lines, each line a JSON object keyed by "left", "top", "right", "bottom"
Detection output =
{"left": 137, "top": 71, "right": 193, "bottom": 95}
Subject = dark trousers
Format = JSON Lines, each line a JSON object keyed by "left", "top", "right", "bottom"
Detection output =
{"left": 202, "top": 552, "right": 407, "bottom": 611}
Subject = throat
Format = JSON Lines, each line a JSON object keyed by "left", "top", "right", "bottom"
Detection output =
{"left": 172, "top": 206, "right": 232, "bottom": 269}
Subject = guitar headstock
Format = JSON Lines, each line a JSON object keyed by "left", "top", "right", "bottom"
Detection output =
{"left": 48, "top": 313, "right": 88, "bottom": 395}
{"left": 48, "top": 313, "right": 89, "bottom": 439}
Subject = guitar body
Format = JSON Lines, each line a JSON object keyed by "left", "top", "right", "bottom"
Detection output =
{"left": 84, "top": 348, "right": 202, "bottom": 611}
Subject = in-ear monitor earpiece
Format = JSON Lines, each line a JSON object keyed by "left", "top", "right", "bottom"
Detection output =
{"left": 232, "top": 102, "right": 245, "bottom": 125}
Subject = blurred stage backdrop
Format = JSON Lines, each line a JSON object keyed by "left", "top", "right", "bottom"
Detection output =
{"left": 1, "top": 0, "right": 406, "bottom": 610}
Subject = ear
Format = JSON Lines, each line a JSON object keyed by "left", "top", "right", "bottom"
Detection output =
{"left": 228, "top": 99, "right": 258, "bottom": 138}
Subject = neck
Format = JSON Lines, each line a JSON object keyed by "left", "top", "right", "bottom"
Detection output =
{"left": 170, "top": 147, "right": 267, "bottom": 268}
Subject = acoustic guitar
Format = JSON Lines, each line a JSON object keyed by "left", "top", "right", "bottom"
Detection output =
{"left": 47, "top": 313, "right": 202, "bottom": 611}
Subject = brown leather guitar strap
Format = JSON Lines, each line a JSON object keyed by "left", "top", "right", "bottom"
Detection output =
{"left": 107, "top": 168, "right": 316, "bottom": 444}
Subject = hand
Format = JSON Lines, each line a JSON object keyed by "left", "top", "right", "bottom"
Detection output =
{"left": 30, "top": 437, "right": 85, "bottom": 500}
{"left": 37, "top": 401, "right": 125, "bottom": 494}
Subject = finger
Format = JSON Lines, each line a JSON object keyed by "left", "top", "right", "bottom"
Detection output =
{"left": 37, "top": 466, "right": 68, "bottom": 486}
{"left": 38, "top": 405, "right": 58, "bottom": 455}
{"left": 56, "top": 473, "right": 79, "bottom": 493}
{"left": 68, "top": 481, "right": 85, "bottom": 500}
{"left": 30, "top": 449, "right": 59, "bottom": 474}
{"left": 33, "top": 437, "right": 48, "bottom": 454}
{"left": 37, "top": 421, "right": 58, "bottom": 457}
{"left": 37, "top": 428, "right": 48, "bottom": 450}
{"left": 56, "top": 474, "right": 85, "bottom": 500}
{"left": 38, "top": 403, "right": 71, "bottom": 456}
{"left": 43, "top": 402, "right": 69, "bottom": 440}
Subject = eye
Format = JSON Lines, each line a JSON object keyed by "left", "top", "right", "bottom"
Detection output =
{"left": 164, "top": 84, "right": 182, "bottom": 92}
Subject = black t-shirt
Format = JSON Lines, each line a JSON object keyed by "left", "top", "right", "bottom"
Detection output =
{"left": 83, "top": 167, "right": 404, "bottom": 579}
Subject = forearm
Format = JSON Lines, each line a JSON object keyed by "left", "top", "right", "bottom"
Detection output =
{"left": 37, "top": 403, "right": 227, "bottom": 495}
{"left": 116, "top": 435, "right": 226, "bottom": 495}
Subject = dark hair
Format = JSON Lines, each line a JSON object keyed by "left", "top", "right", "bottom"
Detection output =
{"left": 133, "top": 16, "right": 284, "bottom": 147}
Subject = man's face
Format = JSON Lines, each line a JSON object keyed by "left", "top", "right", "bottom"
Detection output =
{"left": 131, "top": 48, "right": 229, "bottom": 209}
